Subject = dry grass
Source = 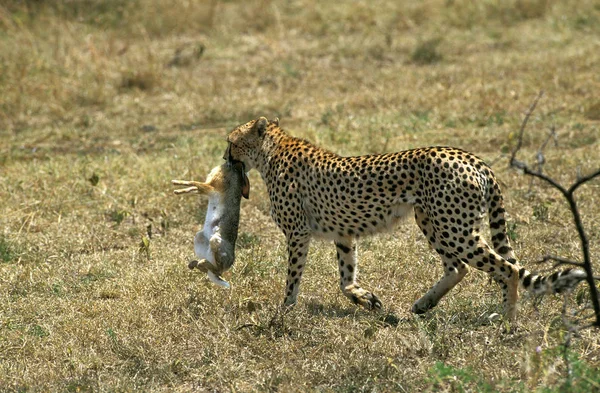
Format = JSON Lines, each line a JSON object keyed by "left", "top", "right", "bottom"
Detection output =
{"left": 1, "top": 0, "right": 600, "bottom": 391}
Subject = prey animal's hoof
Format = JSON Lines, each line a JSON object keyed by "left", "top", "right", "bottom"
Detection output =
{"left": 188, "top": 260, "right": 199, "bottom": 270}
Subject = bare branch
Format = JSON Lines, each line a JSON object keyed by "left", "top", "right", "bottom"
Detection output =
{"left": 533, "top": 127, "right": 558, "bottom": 176}
{"left": 539, "top": 126, "right": 558, "bottom": 153}
{"left": 535, "top": 255, "right": 585, "bottom": 269}
{"left": 569, "top": 168, "right": 600, "bottom": 194}
{"left": 573, "top": 323, "right": 598, "bottom": 331}
{"left": 487, "top": 153, "right": 506, "bottom": 167}
{"left": 509, "top": 90, "right": 544, "bottom": 165}
{"left": 509, "top": 91, "right": 600, "bottom": 328}
{"left": 520, "top": 165, "right": 569, "bottom": 196}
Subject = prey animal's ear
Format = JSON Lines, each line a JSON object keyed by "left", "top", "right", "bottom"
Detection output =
{"left": 231, "top": 161, "right": 250, "bottom": 199}
{"left": 253, "top": 116, "right": 268, "bottom": 137}
{"left": 241, "top": 172, "right": 250, "bottom": 199}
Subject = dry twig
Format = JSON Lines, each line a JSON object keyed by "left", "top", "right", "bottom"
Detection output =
{"left": 510, "top": 91, "right": 600, "bottom": 327}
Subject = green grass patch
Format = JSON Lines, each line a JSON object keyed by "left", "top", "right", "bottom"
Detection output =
{"left": 0, "top": 236, "right": 16, "bottom": 263}
{"left": 412, "top": 38, "right": 443, "bottom": 65}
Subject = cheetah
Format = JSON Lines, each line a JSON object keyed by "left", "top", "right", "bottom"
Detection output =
{"left": 225, "top": 117, "right": 586, "bottom": 321}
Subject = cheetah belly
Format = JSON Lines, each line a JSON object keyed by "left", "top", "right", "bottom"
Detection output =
{"left": 306, "top": 198, "right": 414, "bottom": 240}
{"left": 382, "top": 202, "right": 414, "bottom": 230}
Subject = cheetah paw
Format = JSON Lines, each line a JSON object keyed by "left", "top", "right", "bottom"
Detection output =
{"left": 351, "top": 291, "right": 382, "bottom": 311}
{"left": 411, "top": 298, "right": 437, "bottom": 314}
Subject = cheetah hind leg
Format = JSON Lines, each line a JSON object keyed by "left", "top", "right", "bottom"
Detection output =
{"left": 412, "top": 208, "right": 469, "bottom": 314}
{"left": 412, "top": 260, "right": 469, "bottom": 314}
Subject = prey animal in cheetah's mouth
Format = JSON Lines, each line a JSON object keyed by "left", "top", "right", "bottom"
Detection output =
{"left": 172, "top": 158, "right": 249, "bottom": 288}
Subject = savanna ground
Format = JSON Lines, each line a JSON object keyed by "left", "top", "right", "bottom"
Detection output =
{"left": 1, "top": 0, "right": 600, "bottom": 391}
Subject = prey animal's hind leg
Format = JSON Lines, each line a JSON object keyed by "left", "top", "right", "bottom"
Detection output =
{"left": 171, "top": 180, "right": 214, "bottom": 195}
{"left": 336, "top": 237, "right": 382, "bottom": 310}
{"left": 189, "top": 258, "right": 215, "bottom": 273}
{"left": 209, "top": 234, "right": 234, "bottom": 272}
{"left": 190, "top": 230, "right": 218, "bottom": 272}
{"left": 412, "top": 207, "right": 469, "bottom": 314}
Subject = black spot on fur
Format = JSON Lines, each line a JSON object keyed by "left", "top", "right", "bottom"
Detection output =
{"left": 336, "top": 243, "right": 351, "bottom": 254}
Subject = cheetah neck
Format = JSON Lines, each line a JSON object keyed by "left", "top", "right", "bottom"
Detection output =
{"left": 255, "top": 127, "right": 303, "bottom": 173}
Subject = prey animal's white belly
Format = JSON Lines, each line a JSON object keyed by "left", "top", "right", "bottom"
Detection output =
{"left": 194, "top": 194, "right": 225, "bottom": 264}
{"left": 193, "top": 193, "right": 231, "bottom": 288}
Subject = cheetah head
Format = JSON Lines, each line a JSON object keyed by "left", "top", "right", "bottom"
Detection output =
{"left": 224, "top": 116, "right": 276, "bottom": 171}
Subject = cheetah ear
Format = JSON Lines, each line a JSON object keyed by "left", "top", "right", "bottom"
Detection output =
{"left": 271, "top": 117, "right": 280, "bottom": 127}
{"left": 254, "top": 116, "right": 268, "bottom": 137}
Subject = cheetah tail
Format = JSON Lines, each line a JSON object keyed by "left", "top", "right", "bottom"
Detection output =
{"left": 485, "top": 175, "right": 587, "bottom": 295}
{"left": 518, "top": 267, "right": 587, "bottom": 295}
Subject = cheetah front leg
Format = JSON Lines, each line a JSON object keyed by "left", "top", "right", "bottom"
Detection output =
{"left": 335, "top": 237, "right": 382, "bottom": 310}
{"left": 283, "top": 234, "right": 311, "bottom": 307}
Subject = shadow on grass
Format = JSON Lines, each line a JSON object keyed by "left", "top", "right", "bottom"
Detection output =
{"left": 305, "top": 301, "right": 408, "bottom": 327}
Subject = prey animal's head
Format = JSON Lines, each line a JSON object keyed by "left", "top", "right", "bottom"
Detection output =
{"left": 224, "top": 116, "right": 279, "bottom": 173}
{"left": 227, "top": 160, "right": 250, "bottom": 200}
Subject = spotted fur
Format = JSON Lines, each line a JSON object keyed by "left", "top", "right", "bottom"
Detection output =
{"left": 226, "top": 117, "right": 586, "bottom": 321}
